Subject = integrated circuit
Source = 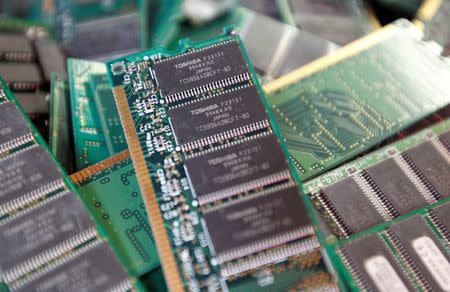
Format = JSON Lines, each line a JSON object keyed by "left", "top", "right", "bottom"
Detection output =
{"left": 0, "top": 101, "right": 33, "bottom": 153}
{"left": 0, "top": 34, "right": 34, "bottom": 62}
{"left": 317, "top": 177, "right": 385, "bottom": 236}
{"left": 154, "top": 39, "right": 250, "bottom": 101}
{"left": 403, "top": 141, "right": 450, "bottom": 198}
{"left": 35, "top": 38, "right": 66, "bottom": 83}
{"left": 389, "top": 215, "right": 450, "bottom": 291}
{"left": 0, "top": 145, "right": 64, "bottom": 214}
{"left": 203, "top": 184, "right": 313, "bottom": 264}
{"left": 0, "top": 62, "right": 43, "bottom": 91}
{"left": 0, "top": 192, "right": 96, "bottom": 282}
{"left": 339, "top": 233, "right": 414, "bottom": 291}
{"left": 15, "top": 91, "right": 49, "bottom": 117}
{"left": 185, "top": 134, "right": 290, "bottom": 205}
{"left": 12, "top": 241, "right": 132, "bottom": 292}
{"left": 439, "top": 130, "right": 450, "bottom": 150}
{"left": 430, "top": 201, "right": 450, "bottom": 242}
{"left": 364, "top": 158, "right": 428, "bottom": 215}
{"left": 170, "top": 85, "right": 269, "bottom": 150}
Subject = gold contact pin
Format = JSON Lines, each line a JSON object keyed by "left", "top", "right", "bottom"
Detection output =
{"left": 112, "top": 86, "right": 184, "bottom": 292}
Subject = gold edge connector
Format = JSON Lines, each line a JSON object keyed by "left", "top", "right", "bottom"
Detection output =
{"left": 112, "top": 86, "right": 184, "bottom": 292}
{"left": 415, "top": 0, "right": 443, "bottom": 22}
{"left": 262, "top": 23, "right": 397, "bottom": 95}
{"left": 70, "top": 150, "right": 130, "bottom": 183}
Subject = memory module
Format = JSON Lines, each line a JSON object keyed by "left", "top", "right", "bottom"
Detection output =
{"left": 0, "top": 78, "right": 133, "bottom": 291}
{"left": 264, "top": 19, "right": 450, "bottom": 181}
{"left": 305, "top": 119, "right": 450, "bottom": 291}
{"left": 108, "top": 30, "right": 335, "bottom": 291}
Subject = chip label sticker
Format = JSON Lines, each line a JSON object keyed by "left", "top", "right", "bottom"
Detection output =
{"left": 364, "top": 255, "right": 409, "bottom": 292}
{"left": 412, "top": 236, "right": 450, "bottom": 291}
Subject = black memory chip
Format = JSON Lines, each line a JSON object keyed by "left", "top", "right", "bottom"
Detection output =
{"left": 13, "top": 241, "right": 132, "bottom": 292}
{"left": 0, "top": 34, "right": 34, "bottom": 62}
{"left": 203, "top": 184, "right": 312, "bottom": 263}
{"left": 0, "top": 101, "right": 32, "bottom": 151}
{"left": 185, "top": 134, "right": 290, "bottom": 205}
{"left": 404, "top": 141, "right": 450, "bottom": 198}
{"left": 432, "top": 202, "right": 450, "bottom": 235}
{"left": 170, "top": 86, "right": 268, "bottom": 148}
{"left": 0, "top": 192, "right": 95, "bottom": 280}
{"left": 0, "top": 63, "right": 43, "bottom": 91}
{"left": 390, "top": 215, "right": 450, "bottom": 291}
{"left": 364, "top": 158, "right": 428, "bottom": 215}
{"left": 0, "top": 145, "right": 63, "bottom": 210}
{"left": 321, "top": 177, "right": 385, "bottom": 234}
{"left": 154, "top": 40, "right": 249, "bottom": 100}
{"left": 439, "top": 130, "right": 450, "bottom": 149}
{"left": 339, "top": 233, "right": 414, "bottom": 291}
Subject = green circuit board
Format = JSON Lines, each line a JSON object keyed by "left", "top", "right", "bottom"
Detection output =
{"left": 0, "top": 78, "right": 135, "bottom": 292}
{"left": 90, "top": 73, "right": 127, "bottom": 155}
{"left": 49, "top": 73, "right": 75, "bottom": 173}
{"left": 68, "top": 58, "right": 110, "bottom": 170}
{"left": 108, "top": 30, "right": 336, "bottom": 291}
{"left": 263, "top": 19, "right": 450, "bottom": 181}
{"left": 415, "top": 0, "right": 450, "bottom": 55}
{"left": 71, "top": 151, "right": 159, "bottom": 276}
{"left": 304, "top": 119, "right": 450, "bottom": 290}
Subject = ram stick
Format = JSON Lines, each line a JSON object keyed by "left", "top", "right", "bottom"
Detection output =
{"left": 108, "top": 30, "right": 335, "bottom": 292}
{"left": 264, "top": 19, "right": 450, "bottom": 181}
{"left": 89, "top": 73, "right": 127, "bottom": 155}
{"left": 307, "top": 119, "right": 450, "bottom": 239}
{"left": 0, "top": 78, "right": 134, "bottom": 291}
{"left": 68, "top": 59, "right": 109, "bottom": 170}
{"left": 49, "top": 73, "right": 75, "bottom": 173}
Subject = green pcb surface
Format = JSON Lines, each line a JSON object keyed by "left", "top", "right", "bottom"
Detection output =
{"left": 72, "top": 151, "right": 159, "bottom": 277}
{"left": 108, "top": 30, "right": 335, "bottom": 291}
{"left": 304, "top": 119, "right": 450, "bottom": 290}
{"left": 68, "top": 58, "right": 109, "bottom": 170}
{"left": 90, "top": 73, "right": 127, "bottom": 154}
{"left": 264, "top": 19, "right": 450, "bottom": 181}
{"left": 49, "top": 73, "right": 75, "bottom": 173}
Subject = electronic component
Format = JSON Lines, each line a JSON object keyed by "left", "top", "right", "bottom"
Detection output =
{"left": 439, "top": 130, "right": 450, "bottom": 149}
{"left": 68, "top": 59, "right": 109, "bottom": 170}
{"left": 315, "top": 177, "right": 385, "bottom": 236}
{"left": 0, "top": 62, "right": 42, "bottom": 91}
{"left": 185, "top": 134, "right": 290, "bottom": 205}
{"left": 154, "top": 39, "right": 250, "bottom": 101}
{"left": 14, "top": 91, "right": 49, "bottom": 117}
{"left": 0, "top": 101, "right": 33, "bottom": 153}
{"left": 169, "top": 85, "right": 269, "bottom": 149}
{"left": 49, "top": 74, "right": 75, "bottom": 173}
{"left": 11, "top": 241, "right": 133, "bottom": 292}
{"left": 0, "top": 145, "right": 64, "bottom": 215}
{"left": 0, "top": 33, "right": 34, "bottom": 62}
{"left": 0, "top": 191, "right": 96, "bottom": 283}
{"left": 108, "top": 30, "right": 327, "bottom": 291}
{"left": 66, "top": 12, "right": 140, "bottom": 60}
{"left": 364, "top": 158, "right": 428, "bottom": 215}
{"left": 388, "top": 215, "right": 450, "bottom": 291}
{"left": 90, "top": 73, "right": 127, "bottom": 155}
{"left": 339, "top": 233, "right": 415, "bottom": 291}
{"left": 35, "top": 38, "right": 66, "bottom": 82}
{"left": 264, "top": 19, "right": 450, "bottom": 181}
{"left": 203, "top": 183, "right": 313, "bottom": 264}
{"left": 403, "top": 140, "right": 450, "bottom": 199}
{"left": 430, "top": 201, "right": 450, "bottom": 242}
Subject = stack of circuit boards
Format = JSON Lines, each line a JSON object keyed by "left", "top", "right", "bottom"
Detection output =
{"left": 1, "top": 1, "right": 450, "bottom": 292}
